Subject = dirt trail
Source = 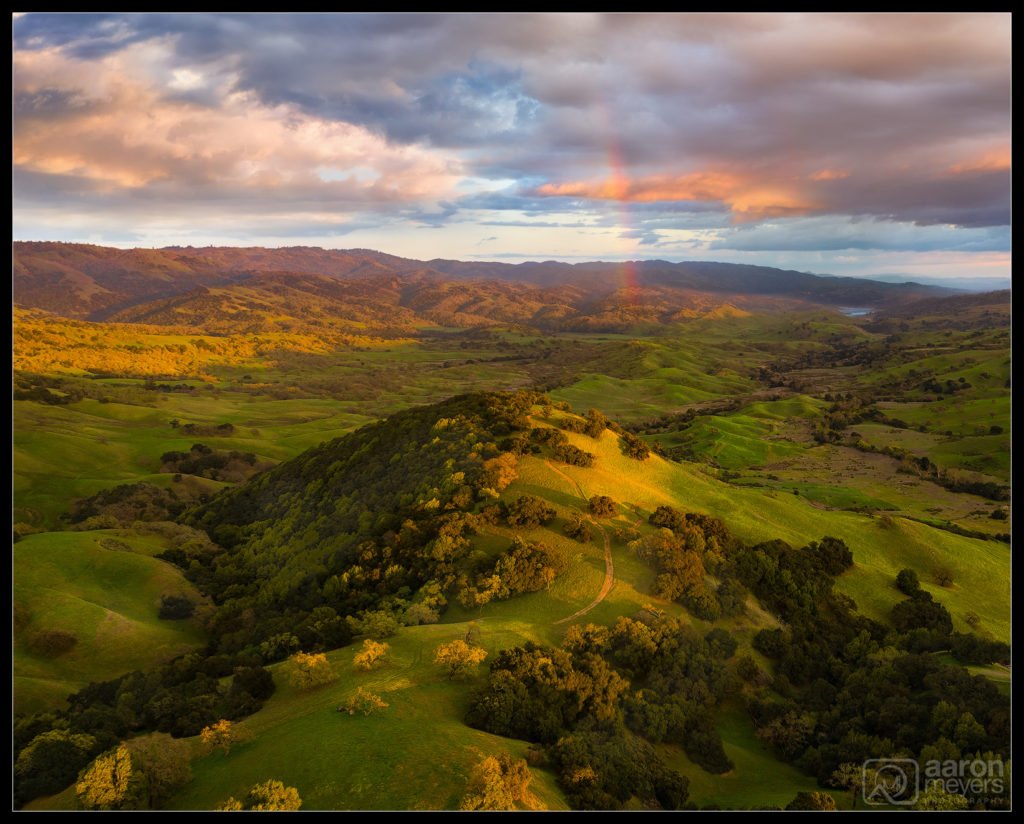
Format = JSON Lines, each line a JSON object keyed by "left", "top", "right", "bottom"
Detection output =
{"left": 544, "top": 460, "right": 615, "bottom": 625}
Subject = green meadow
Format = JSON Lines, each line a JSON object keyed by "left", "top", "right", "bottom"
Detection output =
{"left": 13, "top": 530, "right": 207, "bottom": 715}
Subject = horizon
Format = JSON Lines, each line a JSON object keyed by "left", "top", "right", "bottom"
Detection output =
{"left": 12, "top": 13, "right": 1009, "bottom": 282}
{"left": 12, "top": 238, "right": 1009, "bottom": 290}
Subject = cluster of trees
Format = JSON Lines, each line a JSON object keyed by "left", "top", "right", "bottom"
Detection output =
{"left": 552, "top": 443, "right": 596, "bottom": 467}
{"left": 13, "top": 656, "right": 277, "bottom": 804}
{"left": 732, "top": 545, "right": 1009, "bottom": 807}
{"left": 160, "top": 443, "right": 268, "bottom": 483}
{"left": 632, "top": 506, "right": 739, "bottom": 620}
{"left": 458, "top": 538, "right": 562, "bottom": 608}
{"left": 588, "top": 496, "right": 617, "bottom": 518}
{"left": 75, "top": 735, "right": 192, "bottom": 810}
{"left": 618, "top": 431, "right": 651, "bottom": 460}
{"left": 66, "top": 482, "right": 193, "bottom": 526}
{"left": 558, "top": 409, "right": 608, "bottom": 439}
{"left": 465, "top": 614, "right": 733, "bottom": 809}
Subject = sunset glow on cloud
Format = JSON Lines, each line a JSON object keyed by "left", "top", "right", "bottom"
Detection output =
{"left": 12, "top": 13, "right": 1011, "bottom": 281}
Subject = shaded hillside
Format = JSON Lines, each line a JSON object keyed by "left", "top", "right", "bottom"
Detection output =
{"left": 14, "top": 242, "right": 951, "bottom": 323}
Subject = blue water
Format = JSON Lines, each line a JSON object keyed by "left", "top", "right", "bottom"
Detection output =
{"left": 838, "top": 307, "right": 873, "bottom": 317}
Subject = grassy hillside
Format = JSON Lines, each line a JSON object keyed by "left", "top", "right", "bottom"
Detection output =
{"left": 516, "top": 416, "right": 1009, "bottom": 642}
{"left": 13, "top": 530, "right": 207, "bottom": 715}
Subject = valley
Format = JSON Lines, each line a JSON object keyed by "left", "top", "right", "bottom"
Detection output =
{"left": 12, "top": 244, "right": 1011, "bottom": 811}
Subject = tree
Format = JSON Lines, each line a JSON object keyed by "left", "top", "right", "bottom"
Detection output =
{"left": 287, "top": 651, "right": 337, "bottom": 689}
{"left": 785, "top": 791, "right": 837, "bottom": 810}
{"left": 588, "top": 496, "right": 617, "bottom": 518}
{"left": 506, "top": 495, "right": 557, "bottom": 528}
{"left": 895, "top": 568, "right": 920, "bottom": 596}
{"left": 434, "top": 640, "right": 488, "bottom": 680}
{"left": 200, "top": 719, "right": 250, "bottom": 756}
{"left": 353, "top": 640, "right": 390, "bottom": 671}
{"left": 460, "top": 753, "right": 532, "bottom": 810}
{"left": 480, "top": 453, "right": 519, "bottom": 493}
{"left": 619, "top": 431, "right": 650, "bottom": 460}
{"left": 347, "top": 609, "right": 401, "bottom": 640}
{"left": 76, "top": 743, "right": 146, "bottom": 810}
{"left": 220, "top": 779, "right": 302, "bottom": 811}
{"left": 564, "top": 514, "right": 593, "bottom": 543}
{"left": 124, "top": 734, "right": 193, "bottom": 808}
{"left": 340, "top": 687, "right": 389, "bottom": 716}
{"left": 15, "top": 729, "right": 96, "bottom": 803}
{"left": 934, "top": 565, "right": 955, "bottom": 587}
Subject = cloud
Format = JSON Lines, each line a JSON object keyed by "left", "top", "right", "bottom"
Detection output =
{"left": 709, "top": 216, "right": 1011, "bottom": 253}
{"left": 11, "top": 12, "right": 1011, "bottom": 272}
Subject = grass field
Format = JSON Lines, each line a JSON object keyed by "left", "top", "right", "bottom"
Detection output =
{"left": 13, "top": 530, "right": 208, "bottom": 716}
{"left": 13, "top": 308, "right": 1011, "bottom": 810}
{"left": 512, "top": 420, "right": 1010, "bottom": 643}
{"left": 173, "top": 623, "right": 568, "bottom": 811}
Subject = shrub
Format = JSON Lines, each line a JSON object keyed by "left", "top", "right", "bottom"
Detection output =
{"left": 26, "top": 629, "right": 78, "bottom": 657}
{"left": 340, "top": 687, "right": 389, "bottom": 716}
{"left": 158, "top": 594, "right": 196, "bottom": 620}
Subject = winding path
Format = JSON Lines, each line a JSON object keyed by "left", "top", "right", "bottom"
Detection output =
{"left": 544, "top": 460, "right": 615, "bottom": 625}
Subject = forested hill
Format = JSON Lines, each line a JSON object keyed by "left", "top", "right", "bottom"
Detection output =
{"left": 182, "top": 391, "right": 543, "bottom": 654}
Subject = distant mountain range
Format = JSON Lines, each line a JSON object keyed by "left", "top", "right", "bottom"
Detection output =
{"left": 863, "top": 274, "right": 1011, "bottom": 293}
{"left": 13, "top": 242, "right": 965, "bottom": 332}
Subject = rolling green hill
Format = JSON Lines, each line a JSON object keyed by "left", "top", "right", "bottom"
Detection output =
{"left": 13, "top": 530, "right": 208, "bottom": 715}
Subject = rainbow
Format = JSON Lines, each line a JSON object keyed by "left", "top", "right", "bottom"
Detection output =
{"left": 599, "top": 100, "right": 640, "bottom": 304}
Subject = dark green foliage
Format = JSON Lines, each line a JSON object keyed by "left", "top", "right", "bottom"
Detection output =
{"left": 891, "top": 592, "right": 954, "bottom": 635}
{"left": 549, "top": 731, "right": 688, "bottom": 810}
{"left": 563, "top": 515, "right": 593, "bottom": 543}
{"left": 704, "top": 628, "right": 737, "bottom": 660}
{"left": 460, "top": 538, "right": 561, "bottom": 607}
{"left": 949, "top": 633, "right": 1009, "bottom": 666}
{"left": 182, "top": 391, "right": 543, "bottom": 655}
{"left": 684, "top": 714, "right": 734, "bottom": 774}
{"left": 67, "top": 482, "right": 186, "bottom": 524}
{"left": 466, "top": 644, "right": 629, "bottom": 743}
{"left": 809, "top": 537, "right": 854, "bottom": 576}
{"left": 160, "top": 443, "right": 263, "bottom": 482}
{"left": 896, "top": 568, "right": 921, "bottom": 595}
{"left": 618, "top": 431, "right": 650, "bottom": 460}
{"left": 785, "top": 791, "right": 836, "bottom": 810}
{"left": 14, "top": 730, "right": 98, "bottom": 804}
{"left": 158, "top": 595, "right": 196, "bottom": 620}
{"left": 529, "top": 427, "right": 568, "bottom": 448}
{"left": 505, "top": 495, "right": 557, "bottom": 528}
{"left": 552, "top": 443, "right": 595, "bottom": 467}
{"left": 648, "top": 505, "right": 685, "bottom": 531}
{"left": 588, "top": 495, "right": 617, "bottom": 518}
{"left": 469, "top": 613, "right": 732, "bottom": 805}
{"left": 230, "top": 666, "right": 276, "bottom": 701}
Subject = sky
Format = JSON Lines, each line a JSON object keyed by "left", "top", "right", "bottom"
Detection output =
{"left": 12, "top": 12, "right": 1011, "bottom": 282}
